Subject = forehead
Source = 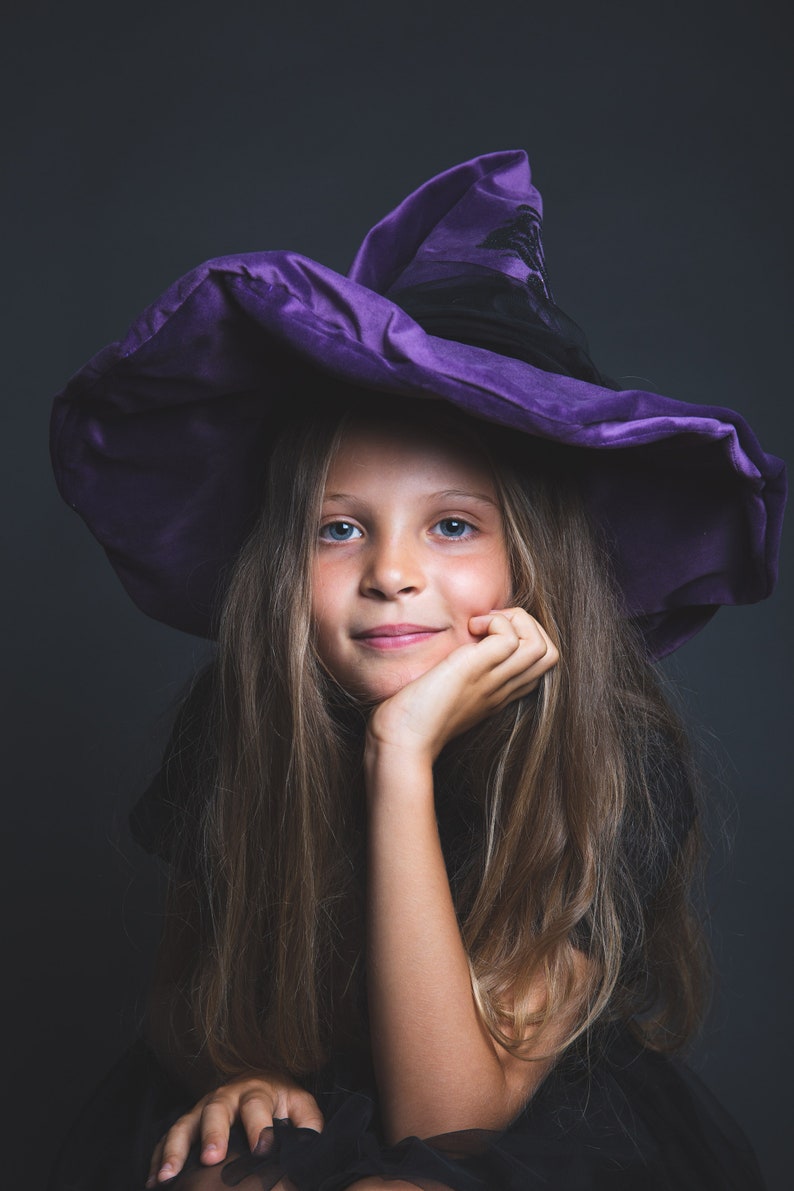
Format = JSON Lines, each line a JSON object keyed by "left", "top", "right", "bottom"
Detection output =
{"left": 325, "top": 416, "right": 498, "bottom": 495}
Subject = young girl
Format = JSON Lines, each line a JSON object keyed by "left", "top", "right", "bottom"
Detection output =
{"left": 50, "top": 150, "right": 785, "bottom": 1190}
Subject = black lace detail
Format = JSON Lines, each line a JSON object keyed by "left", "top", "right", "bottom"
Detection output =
{"left": 477, "top": 204, "right": 553, "bottom": 302}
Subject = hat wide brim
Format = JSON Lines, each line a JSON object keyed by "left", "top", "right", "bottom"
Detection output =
{"left": 50, "top": 251, "right": 786, "bottom": 660}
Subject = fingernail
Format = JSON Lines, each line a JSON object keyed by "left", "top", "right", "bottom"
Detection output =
{"left": 145, "top": 1180, "right": 156, "bottom": 1189}
{"left": 159, "top": 1164, "right": 174, "bottom": 1180}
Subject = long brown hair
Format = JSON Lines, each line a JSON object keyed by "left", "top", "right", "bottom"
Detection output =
{"left": 149, "top": 396, "right": 708, "bottom": 1085}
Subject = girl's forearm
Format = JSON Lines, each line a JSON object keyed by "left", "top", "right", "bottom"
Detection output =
{"left": 364, "top": 744, "right": 531, "bottom": 1143}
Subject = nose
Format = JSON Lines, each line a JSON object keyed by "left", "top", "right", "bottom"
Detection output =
{"left": 360, "top": 533, "right": 425, "bottom": 599}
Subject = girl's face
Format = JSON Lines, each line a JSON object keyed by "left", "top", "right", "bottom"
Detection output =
{"left": 311, "top": 418, "right": 512, "bottom": 703}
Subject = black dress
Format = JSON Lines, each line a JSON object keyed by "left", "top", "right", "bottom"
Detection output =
{"left": 49, "top": 681, "right": 767, "bottom": 1191}
{"left": 49, "top": 1024, "right": 765, "bottom": 1190}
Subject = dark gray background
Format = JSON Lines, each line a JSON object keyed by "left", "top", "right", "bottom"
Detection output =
{"left": 3, "top": 1, "right": 791, "bottom": 1187}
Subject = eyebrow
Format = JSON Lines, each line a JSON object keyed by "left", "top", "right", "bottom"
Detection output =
{"left": 433, "top": 488, "right": 500, "bottom": 507}
{"left": 323, "top": 489, "right": 499, "bottom": 507}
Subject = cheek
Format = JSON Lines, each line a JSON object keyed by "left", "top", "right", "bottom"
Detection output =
{"left": 311, "top": 573, "right": 338, "bottom": 657}
{"left": 486, "top": 547, "right": 514, "bottom": 608}
{"left": 487, "top": 561, "right": 513, "bottom": 608}
{"left": 447, "top": 557, "right": 512, "bottom": 619}
{"left": 312, "top": 617, "right": 352, "bottom": 689}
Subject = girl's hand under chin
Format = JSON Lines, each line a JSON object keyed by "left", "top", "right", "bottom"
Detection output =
{"left": 366, "top": 607, "right": 558, "bottom": 764}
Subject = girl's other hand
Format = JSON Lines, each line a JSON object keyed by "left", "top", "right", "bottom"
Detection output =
{"left": 145, "top": 1074, "right": 323, "bottom": 1186}
{"left": 367, "top": 607, "right": 558, "bottom": 763}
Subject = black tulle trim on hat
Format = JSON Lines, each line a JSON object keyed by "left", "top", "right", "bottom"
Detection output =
{"left": 391, "top": 271, "right": 619, "bottom": 389}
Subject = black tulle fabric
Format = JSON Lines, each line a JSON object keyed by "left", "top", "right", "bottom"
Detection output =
{"left": 49, "top": 1028, "right": 765, "bottom": 1190}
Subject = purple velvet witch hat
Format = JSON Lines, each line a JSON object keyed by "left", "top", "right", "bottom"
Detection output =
{"left": 50, "top": 150, "right": 785, "bottom": 658}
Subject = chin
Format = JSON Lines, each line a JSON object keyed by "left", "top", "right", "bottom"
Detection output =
{"left": 356, "top": 664, "right": 429, "bottom": 704}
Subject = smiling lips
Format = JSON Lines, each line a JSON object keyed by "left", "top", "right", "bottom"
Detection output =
{"left": 353, "top": 624, "right": 444, "bottom": 650}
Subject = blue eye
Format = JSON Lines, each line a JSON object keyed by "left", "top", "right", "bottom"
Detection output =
{"left": 436, "top": 518, "right": 474, "bottom": 538}
{"left": 320, "top": 521, "right": 361, "bottom": 542}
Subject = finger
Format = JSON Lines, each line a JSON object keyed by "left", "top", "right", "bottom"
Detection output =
{"left": 469, "top": 610, "right": 520, "bottom": 640}
{"left": 247, "top": 1088, "right": 324, "bottom": 1156}
{"left": 494, "top": 667, "right": 544, "bottom": 704}
{"left": 482, "top": 610, "right": 559, "bottom": 672}
{"left": 483, "top": 606, "right": 548, "bottom": 647}
{"left": 145, "top": 1137, "right": 165, "bottom": 1188}
{"left": 469, "top": 613, "right": 525, "bottom": 663}
{"left": 449, "top": 630, "right": 521, "bottom": 685}
{"left": 271, "top": 1087, "right": 324, "bottom": 1131}
{"left": 285, "top": 1090, "right": 324, "bottom": 1133}
{"left": 198, "top": 1098, "right": 236, "bottom": 1165}
{"left": 471, "top": 620, "right": 546, "bottom": 678}
{"left": 471, "top": 611, "right": 551, "bottom": 669}
{"left": 526, "top": 621, "right": 559, "bottom": 673}
{"left": 497, "top": 606, "right": 542, "bottom": 640}
{"left": 482, "top": 639, "right": 558, "bottom": 709}
{"left": 515, "top": 624, "right": 558, "bottom": 674}
{"left": 237, "top": 1088, "right": 276, "bottom": 1155}
{"left": 494, "top": 634, "right": 559, "bottom": 698}
{"left": 148, "top": 1108, "right": 203, "bottom": 1185}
